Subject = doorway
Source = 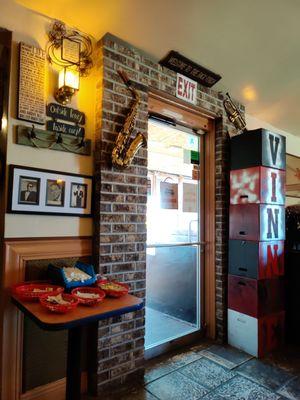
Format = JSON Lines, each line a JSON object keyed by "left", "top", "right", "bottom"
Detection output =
{"left": 145, "top": 118, "right": 203, "bottom": 350}
{"left": 145, "top": 91, "right": 215, "bottom": 356}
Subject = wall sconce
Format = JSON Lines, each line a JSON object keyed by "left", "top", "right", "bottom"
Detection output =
{"left": 55, "top": 67, "right": 80, "bottom": 105}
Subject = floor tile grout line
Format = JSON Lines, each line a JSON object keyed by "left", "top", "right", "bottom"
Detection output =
{"left": 144, "top": 387, "right": 162, "bottom": 400}
{"left": 275, "top": 375, "right": 298, "bottom": 395}
{"left": 176, "top": 361, "right": 237, "bottom": 393}
{"left": 234, "top": 370, "right": 294, "bottom": 394}
{"left": 144, "top": 355, "right": 205, "bottom": 385}
{"left": 200, "top": 350, "right": 254, "bottom": 370}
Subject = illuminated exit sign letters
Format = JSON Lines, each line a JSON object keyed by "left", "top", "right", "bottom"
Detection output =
{"left": 176, "top": 73, "right": 197, "bottom": 105}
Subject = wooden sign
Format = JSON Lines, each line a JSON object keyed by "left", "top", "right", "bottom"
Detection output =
{"left": 18, "top": 42, "right": 46, "bottom": 124}
{"left": 160, "top": 50, "right": 221, "bottom": 88}
{"left": 46, "top": 120, "right": 85, "bottom": 137}
{"left": 46, "top": 103, "right": 85, "bottom": 125}
{"left": 176, "top": 74, "right": 197, "bottom": 105}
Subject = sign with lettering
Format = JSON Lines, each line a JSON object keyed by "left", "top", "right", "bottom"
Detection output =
{"left": 46, "top": 103, "right": 85, "bottom": 125}
{"left": 18, "top": 42, "right": 45, "bottom": 124}
{"left": 46, "top": 120, "right": 85, "bottom": 137}
{"left": 160, "top": 182, "right": 178, "bottom": 209}
{"left": 176, "top": 74, "right": 197, "bottom": 105}
{"left": 160, "top": 50, "right": 221, "bottom": 88}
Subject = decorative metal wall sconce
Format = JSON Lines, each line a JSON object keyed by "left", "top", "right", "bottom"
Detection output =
{"left": 47, "top": 21, "right": 93, "bottom": 104}
{"left": 55, "top": 67, "right": 80, "bottom": 105}
{"left": 111, "top": 70, "right": 147, "bottom": 169}
{"left": 223, "top": 92, "right": 247, "bottom": 134}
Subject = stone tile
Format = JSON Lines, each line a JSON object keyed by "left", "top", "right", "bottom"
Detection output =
{"left": 146, "top": 370, "right": 208, "bottom": 400}
{"left": 200, "top": 345, "right": 252, "bottom": 369}
{"left": 179, "top": 357, "right": 236, "bottom": 389}
{"left": 202, "top": 375, "right": 281, "bottom": 399}
{"left": 278, "top": 376, "right": 300, "bottom": 400}
{"left": 236, "top": 358, "right": 295, "bottom": 391}
{"left": 144, "top": 350, "right": 203, "bottom": 383}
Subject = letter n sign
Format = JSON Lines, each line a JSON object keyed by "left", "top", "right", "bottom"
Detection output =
{"left": 261, "top": 205, "right": 285, "bottom": 241}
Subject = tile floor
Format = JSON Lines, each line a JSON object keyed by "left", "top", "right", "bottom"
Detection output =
{"left": 86, "top": 341, "right": 300, "bottom": 400}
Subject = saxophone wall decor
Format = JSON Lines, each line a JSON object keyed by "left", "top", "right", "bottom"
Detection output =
{"left": 111, "top": 70, "right": 147, "bottom": 169}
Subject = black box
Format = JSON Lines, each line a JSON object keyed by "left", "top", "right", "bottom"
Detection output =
{"left": 230, "top": 129, "right": 286, "bottom": 171}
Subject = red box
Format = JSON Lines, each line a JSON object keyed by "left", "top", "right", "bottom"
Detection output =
{"left": 229, "top": 204, "right": 285, "bottom": 241}
{"left": 228, "top": 275, "right": 284, "bottom": 318}
{"left": 230, "top": 167, "right": 285, "bottom": 205}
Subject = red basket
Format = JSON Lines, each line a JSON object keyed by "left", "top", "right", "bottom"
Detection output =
{"left": 96, "top": 279, "right": 129, "bottom": 298}
{"left": 71, "top": 287, "right": 106, "bottom": 306}
{"left": 39, "top": 293, "right": 78, "bottom": 313}
{"left": 13, "top": 282, "right": 64, "bottom": 302}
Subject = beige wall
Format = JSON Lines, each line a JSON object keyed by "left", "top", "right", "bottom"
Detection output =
{"left": 246, "top": 113, "right": 300, "bottom": 157}
{"left": 0, "top": 0, "right": 96, "bottom": 238}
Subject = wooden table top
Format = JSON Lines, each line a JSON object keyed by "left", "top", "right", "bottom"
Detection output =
{"left": 12, "top": 294, "right": 144, "bottom": 331}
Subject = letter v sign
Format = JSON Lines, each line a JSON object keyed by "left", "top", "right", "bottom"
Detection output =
{"left": 269, "top": 134, "right": 280, "bottom": 166}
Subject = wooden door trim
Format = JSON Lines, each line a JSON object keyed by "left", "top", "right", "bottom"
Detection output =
{"left": 1, "top": 237, "right": 92, "bottom": 400}
{"left": 148, "top": 91, "right": 216, "bottom": 339}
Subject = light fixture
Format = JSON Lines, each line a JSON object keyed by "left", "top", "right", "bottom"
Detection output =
{"left": 55, "top": 67, "right": 80, "bottom": 105}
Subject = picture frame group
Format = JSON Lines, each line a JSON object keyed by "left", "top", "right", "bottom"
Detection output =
{"left": 8, "top": 165, "right": 93, "bottom": 217}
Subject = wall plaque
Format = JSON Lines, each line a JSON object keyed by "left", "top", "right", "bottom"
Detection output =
{"left": 18, "top": 42, "right": 45, "bottom": 124}
{"left": 160, "top": 50, "right": 221, "bottom": 88}
{"left": 46, "top": 120, "right": 85, "bottom": 137}
{"left": 46, "top": 103, "right": 85, "bottom": 125}
{"left": 61, "top": 38, "right": 80, "bottom": 64}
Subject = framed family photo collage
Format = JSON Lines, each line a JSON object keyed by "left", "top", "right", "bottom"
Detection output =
{"left": 7, "top": 165, "right": 93, "bottom": 217}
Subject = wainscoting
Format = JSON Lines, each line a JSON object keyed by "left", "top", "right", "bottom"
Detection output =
{"left": 1, "top": 237, "right": 92, "bottom": 400}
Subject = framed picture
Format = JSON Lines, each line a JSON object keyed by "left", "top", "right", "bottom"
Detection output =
{"left": 286, "top": 154, "right": 300, "bottom": 204}
{"left": 70, "top": 183, "right": 87, "bottom": 209}
{"left": 46, "top": 179, "right": 65, "bottom": 207}
{"left": 18, "top": 176, "right": 40, "bottom": 205}
{"left": 8, "top": 165, "right": 92, "bottom": 217}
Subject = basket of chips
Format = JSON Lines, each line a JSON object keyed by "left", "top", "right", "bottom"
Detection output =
{"left": 39, "top": 293, "right": 78, "bottom": 313}
{"left": 13, "top": 282, "right": 64, "bottom": 302}
{"left": 71, "top": 287, "right": 106, "bottom": 306}
{"left": 96, "top": 279, "right": 129, "bottom": 298}
{"left": 48, "top": 261, "right": 96, "bottom": 290}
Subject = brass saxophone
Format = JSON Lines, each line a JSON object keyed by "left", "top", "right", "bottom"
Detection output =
{"left": 111, "top": 70, "right": 147, "bottom": 168}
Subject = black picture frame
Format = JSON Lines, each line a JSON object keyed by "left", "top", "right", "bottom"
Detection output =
{"left": 7, "top": 165, "right": 93, "bottom": 217}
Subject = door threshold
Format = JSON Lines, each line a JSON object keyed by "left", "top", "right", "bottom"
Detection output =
{"left": 145, "top": 329, "right": 204, "bottom": 360}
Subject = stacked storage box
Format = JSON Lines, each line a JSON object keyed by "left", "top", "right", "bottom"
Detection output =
{"left": 228, "top": 128, "right": 286, "bottom": 357}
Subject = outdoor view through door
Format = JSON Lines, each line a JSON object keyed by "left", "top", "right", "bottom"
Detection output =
{"left": 146, "top": 117, "right": 202, "bottom": 350}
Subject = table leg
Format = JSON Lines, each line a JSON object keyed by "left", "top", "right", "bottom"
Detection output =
{"left": 66, "top": 326, "right": 82, "bottom": 400}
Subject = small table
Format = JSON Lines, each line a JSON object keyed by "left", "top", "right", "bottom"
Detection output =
{"left": 12, "top": 294, "right": 143, "bottom": 400}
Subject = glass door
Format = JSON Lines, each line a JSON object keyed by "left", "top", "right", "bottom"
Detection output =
{"left": 145, "top": 116, "right": 203, "bottom": 351}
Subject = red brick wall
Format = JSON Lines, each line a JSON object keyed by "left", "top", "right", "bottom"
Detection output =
{"left": 93, "top": 33, "right": 244, "bottom": 392}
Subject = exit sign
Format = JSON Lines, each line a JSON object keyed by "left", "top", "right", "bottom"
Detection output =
{"left": 176, "top": 73, "right": 197, "bottom": 105}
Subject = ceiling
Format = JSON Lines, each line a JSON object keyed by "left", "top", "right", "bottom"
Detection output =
{"left": 17, "top": 0, "right": 300, "bottom": 136}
